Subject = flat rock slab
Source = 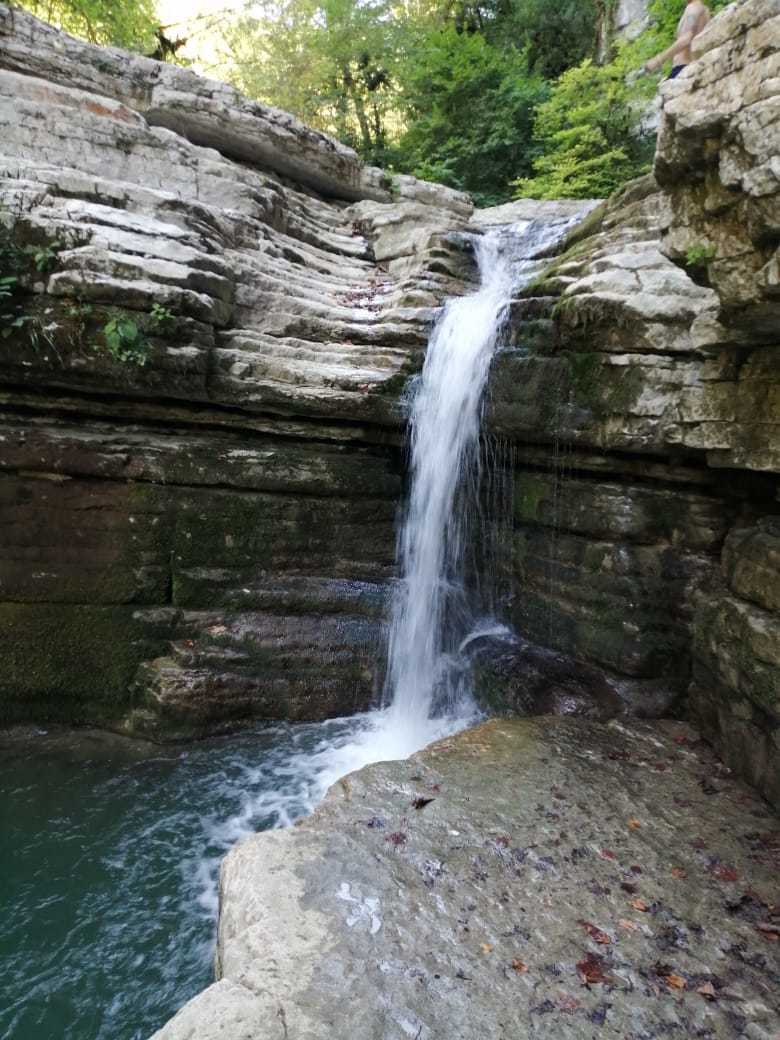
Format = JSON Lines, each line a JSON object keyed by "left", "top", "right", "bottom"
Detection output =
{"left": 155, "top": 717, "right": 780, "bottom": 1039}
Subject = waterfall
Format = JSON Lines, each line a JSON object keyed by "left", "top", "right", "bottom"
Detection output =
{"left": 379, "top": 214, "right": 586, "bottom": 755}
{"left": 382, "top": 232, "right": 512, "bottom": 748}
{"left": 191, "top": 213, "right": 587, "bottom": 867}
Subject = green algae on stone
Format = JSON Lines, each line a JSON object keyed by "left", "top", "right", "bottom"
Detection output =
{"left": 0, "top": 603, "right": 173, "bottom": 721}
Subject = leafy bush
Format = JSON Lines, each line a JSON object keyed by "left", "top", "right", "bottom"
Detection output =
{"left": 397, "top": 27, "right": 549, "bottom": 206}
{"left": 100, "top": 316, "right": 150, "bottom": 365}
{"left": 18, "top": 0, "right": 158, "bottom": 50}
{"left": 513, "top": 57, "right": 653, "bottom": 199}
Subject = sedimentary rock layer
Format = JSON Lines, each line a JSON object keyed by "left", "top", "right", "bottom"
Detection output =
{"left": 0, "top": 4, "right": 475, "bottom": 736}
{"left": 484, "top": 0, "right": 779, "bottom": 802}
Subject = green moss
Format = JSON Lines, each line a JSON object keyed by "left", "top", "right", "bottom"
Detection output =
{"left": 567, "top": 351, "right": 602, "bottom": 409}
{"left": 0, "top": 604, "right": 172, "bottom": 720}
{"left": 514, "top": 475, "right": 549, "bottom": 523}
{"left": 565, "top": 351, "right": 643, "bottom": 418}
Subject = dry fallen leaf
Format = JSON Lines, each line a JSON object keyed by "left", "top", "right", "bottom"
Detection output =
{"left": 671, "top": 867, "right": 687, "bottom": 879}
{"left": 712, "top": 865, "right": 739, "bottom": 882}
{"left": 511, "top": 959, "right": 528, "bottom": 974}
{"left": 411, "top": 796, "right": 434, "bottom": 810}
{"left": 480, "top": 943, "right": 493, "bottom": 954}
{"left": 576, "top": 952, "right": 611, "bottom": 986}
{"left": 577, "top": 919, "right": 611, "bottom": 945}
{"left": 696, "top": 982, "right": 717, "bottom": 1001}
{"left": 630, "top": 898, "right": 649, "bottom": 912}
{"left": 618, "top": 918, "right": 639, "bottom": 932}
{"left": 557, "top": 994, "right": 581, "bottom": 1013}
{"left": 665, "top": 974, "right": 687, "bottom": 990}
{"left": 628, "top": 818, "right": 642, "bottom": 830}
{"left": 756, "top": 922, "right": 780, "bottom": 941}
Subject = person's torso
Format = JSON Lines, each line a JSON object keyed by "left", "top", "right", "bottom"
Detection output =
{"left": 676, "top": 4, "right": 711, "bottom": 64}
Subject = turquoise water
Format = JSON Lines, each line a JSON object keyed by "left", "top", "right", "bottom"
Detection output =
{"left": 0, "top": 718, "right": 378, "bottom": 1040}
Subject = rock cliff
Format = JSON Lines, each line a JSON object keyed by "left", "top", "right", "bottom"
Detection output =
{"left": 0, "top": 0, "right": 777, "bottom": 797}
{"left": 0, "top": 4, "right": 476, "bottom": 738}
{"left": 486, "top": 0, "right": 779, "bottom": 806}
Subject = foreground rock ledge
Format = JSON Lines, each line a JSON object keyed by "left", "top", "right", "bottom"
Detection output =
{"left": 153, "top": 717, "right": 780, "bottom": 1039}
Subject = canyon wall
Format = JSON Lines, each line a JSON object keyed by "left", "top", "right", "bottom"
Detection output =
{"left": 489, "top": 0, "right": 779, "bottom": 805}
{"left": 0, "top": 1, "right": 777, "bottom": 802}
{"left": 0, "top": 4, "right": 474, "bottom": 738}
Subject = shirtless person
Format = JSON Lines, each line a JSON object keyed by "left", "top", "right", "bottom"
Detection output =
{"left": 643, "top": 0, "right": 711, "bottom": 78}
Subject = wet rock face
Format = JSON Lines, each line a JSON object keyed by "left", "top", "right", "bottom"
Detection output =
{"left": 690, "top": 517, "right": 780, "bottom": 808}
{"left": 153, "top": 717, "right": 780, "bottom": 1039}
{"left": 485, "top": 0, "right": 780, "bottom": 803}
{"left": 0, "top": 5, "right": 475, "bottom": 736}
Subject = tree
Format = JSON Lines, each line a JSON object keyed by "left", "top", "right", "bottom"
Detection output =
{"left": 397, "top": 26, "right": 548, "bottom": 205}
{"left": 17, "top": 0, "right": 159, "bottom": 50}
{"left": 222, "top": 0, "right": 406, "bottom": 164}
{"left": 513, "top": 57, "right": 652, "bottom": 199}
{"left": 501, "top": 0, "right": 599, "bottom": 79}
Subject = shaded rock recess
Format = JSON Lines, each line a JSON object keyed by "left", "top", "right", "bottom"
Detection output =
{"left": 0, "top": 0, "right": 778, "bottom": 804}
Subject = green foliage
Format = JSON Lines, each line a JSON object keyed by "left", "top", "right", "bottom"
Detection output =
{"left": 501, "top": 0, "right": 599, "bottom": 79}
{"left": 0, "top": 217, "right": 59, "bottom": 346}
{"left": 17, "top": 0, "right": 159, "bottom": 50}
{"left": 223, "top": 0, "right": 405, "bottom": 164}
{"left": 99, "top": 316, "right": 151, "bottom": 366}
{"left": 514, "top": 56, "right": 652, "bottom": 199}
{"left": 94, "top": 303, "right": 173, "bottom": 366}
{"left": 685, "top": 242, "right": 716, "bottom": 266}
{"left": 28, "top": 241, "right": 61, "bottom": 273}
{"left": 149, "top": 302, "right": 175, "bottom": 329}
{"left": 397, "top": 27, "right": 548, "bottom": 204}
{"left": 514, "top": 0, "right": 734, "bottom": 200}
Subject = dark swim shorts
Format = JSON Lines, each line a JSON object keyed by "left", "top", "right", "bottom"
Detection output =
{"left": 669, "top": 65, "right": 687, "bottom": 78}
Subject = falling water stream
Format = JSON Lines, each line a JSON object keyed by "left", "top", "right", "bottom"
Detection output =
{"left": 0, "top": 214, "right": 582, "bottom": 1040}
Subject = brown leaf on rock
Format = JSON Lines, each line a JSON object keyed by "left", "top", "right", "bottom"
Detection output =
{"left": 577, "top": 919, "right": 611, "bottom": 944}
{"left": 511, "top": 959, "right": 528, "bottom": 973}
{"left": 618, "top": 918, "right": 639, "bottom": 932}
{"left": 696, "top": 982, "right": 717, "bottom": 1001}
{"left": 671, "top": 867, "right": 687, "bottom": 879}
{"left": 480, "top": 943, "right": 493, "bottom": 954}
{"left": 577, "top": 952, "right": 611, "bottom": 986}
{"left": 665, "top": 974, "right": 687, "bottom": 990}
{"left": 630, "top": 898, "right": 649, "bottom": 912}
{"left": 628, "top": 818, "right": 642, "bottom": 830}
{"left": 712, "top": 865, "right": 738, "bottom": 882}
{"left": 557, "top": 993, "right": 581, "bottom": 1013}
{"left": 411, "top": 796, "right": 434, "bottom": 810}
{"left": 756, "top": 922, "right": 780, "bottom": 941}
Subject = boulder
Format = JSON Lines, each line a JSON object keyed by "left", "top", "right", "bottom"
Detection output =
{"left": 152, "top": 717, "right": 780, "bottom": 1038}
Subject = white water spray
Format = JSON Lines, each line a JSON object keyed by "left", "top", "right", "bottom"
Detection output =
{"left": 380, "top": 232, "right": 513, "bottom": 753}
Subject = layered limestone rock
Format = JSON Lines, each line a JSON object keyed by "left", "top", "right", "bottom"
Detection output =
{"left": 486, "top": 0, "right": 779, "bottom": 803}
{"left": 0, "top": 4, "right": 475, "bottom": 737}
{"left": 153, "top": 717, "right": 780, "bottom": 1040}
{"left": 655, "top": 0, "right": 780, "bottom": 346}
